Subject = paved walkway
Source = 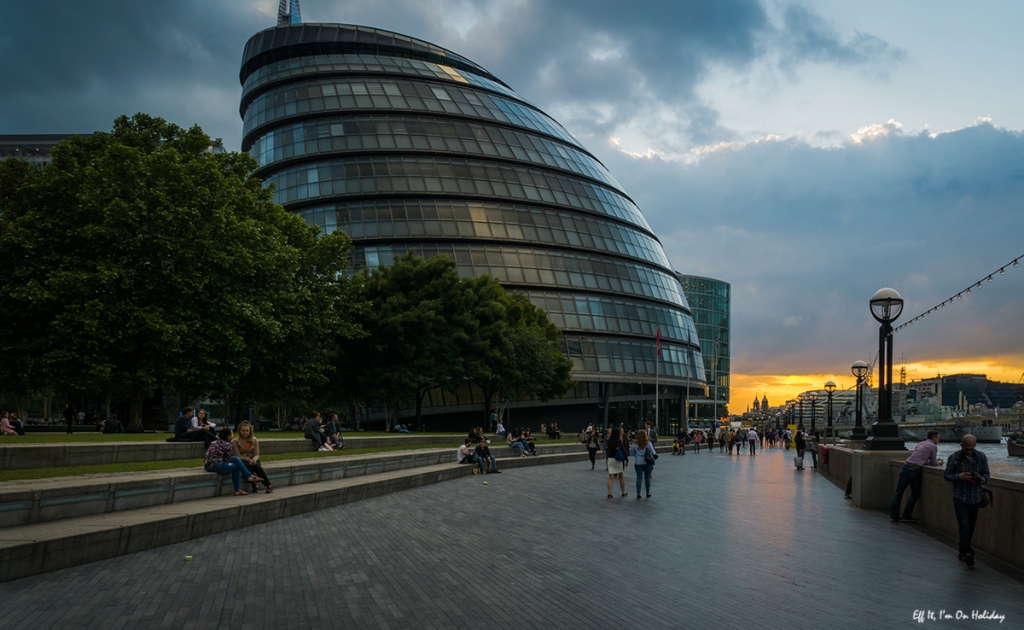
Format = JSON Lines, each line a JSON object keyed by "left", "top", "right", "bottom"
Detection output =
{"left": 0, "top": 445, "right": 1020, "bottom": 629}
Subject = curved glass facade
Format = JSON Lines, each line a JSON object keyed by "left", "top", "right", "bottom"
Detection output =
{"left": 676, "top": 274, "right": 731, "bottom": 420}
{"left": 240, "top": 23, "right": 705, "bottom": 431}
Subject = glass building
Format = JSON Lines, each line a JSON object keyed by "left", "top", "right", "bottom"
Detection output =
{"left": 0, "top": 134, "right": 84, "bottom": 166}
{"left": 677, "top": 274, "right": 730, "bottom": 421}
{"left": 239, "top": 23, "right": 706, "bottom": 432}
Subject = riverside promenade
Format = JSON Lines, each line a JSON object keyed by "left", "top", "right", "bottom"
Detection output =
{"left": 0, "top": 445, "right": 1020, "bottom": 629}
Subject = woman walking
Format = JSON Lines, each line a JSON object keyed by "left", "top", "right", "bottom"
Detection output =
{"left": 585, "top": 429, "right": 601, "bottom": 470}
{"left": 605, "top": 428, "right": 628, "bottom": 498}
{"left": 631, "top": 430, "right": 656, "bottom": 499}
{"left": 232, "top": 421, "right": 273, "bottom": 494}
{"left": 795, "top": 430, "right": 807, "bottom": 471}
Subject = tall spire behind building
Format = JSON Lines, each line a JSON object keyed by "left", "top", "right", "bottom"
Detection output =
{"left": 277, "top": 0, "right": 301, "bottom": 25}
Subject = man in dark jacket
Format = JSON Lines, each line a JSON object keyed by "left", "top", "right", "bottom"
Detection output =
{"left": 172, "top": 407, "right": 214, "bottom": 448}
{"left": 943, "top": 435, "right": 990, "bottom": 567}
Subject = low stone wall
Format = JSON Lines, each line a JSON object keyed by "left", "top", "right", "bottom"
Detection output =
{"left": 819, "top": 445, "right": 852, "bottom": 489}
{"left": 889, "top": 461, "right": 1024, "bottom": 571}
{"left": 0, "top": 434, "right": 464, "bottom": 470}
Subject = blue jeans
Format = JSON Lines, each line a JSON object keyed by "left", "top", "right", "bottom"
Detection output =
{"left": 953, "top": 498, "right": 980, "bottom": 557}
{"left": 890, "top": 464, "right": 922, "bottom": 520}
{"left": 206, "top": 457, "right": 255, "bottom": 492}
{"left": 635, "top": 463, "right": 652, "bottom": 495}
{"left": 748, "top": 440, "right": 756, "bottom": 455}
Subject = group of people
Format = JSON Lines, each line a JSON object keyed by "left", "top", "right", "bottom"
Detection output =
{"left": 457, "top": 436, "right": 501, "bottom": 474}
{"left": 202, "top": 420, "right": 274, "bottom": 495}
{"left": 577, "top": 422, "right": 659, "bottom": 499}
{"left": 304, "top": 412, "right": 345, "bottom": 451}
{"left": 0, "top": 411, "right": 26, "bottom": 435}
{"left": 506, "top": 428, "right": 538, "bottom": 457}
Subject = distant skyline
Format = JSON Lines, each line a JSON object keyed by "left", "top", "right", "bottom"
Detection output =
{"left": 4, "top": 1, "right": 1023, "bottom": 412}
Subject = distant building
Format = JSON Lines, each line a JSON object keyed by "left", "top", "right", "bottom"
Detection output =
{"left": 908, "top": 374, "right": 1024, "bottom": 410}
{"left": 676, "top": 274, "right": 730, "bottom": 420}
{"left": 0, "top": 134, "right": 84, "bottom": 166}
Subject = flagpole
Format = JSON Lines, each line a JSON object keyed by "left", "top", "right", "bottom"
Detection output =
{"left": 655, "top": 326, "right": 660, "bottom": 434}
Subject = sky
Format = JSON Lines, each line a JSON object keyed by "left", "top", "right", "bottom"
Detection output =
{"left": 4, "top": 0, "right": 1024, "bottom": 411}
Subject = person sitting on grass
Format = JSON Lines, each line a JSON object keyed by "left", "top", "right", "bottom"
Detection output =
{"left": 475, "top": 440, "right": 501, "bottom": 474}
{"left": 101, "top": 414, "right": 124, "bottom": 434}
{"left": 1, "top": 411, "right": 25, "bottom": 436}
{"left": 232, "top": 421, "right": 273, "bottom": 494}
{"left": 204, "top": 427, "right": 262, "bottom": 496}
{"left": 171, "top": 407, "right": 215, "bottom": 448}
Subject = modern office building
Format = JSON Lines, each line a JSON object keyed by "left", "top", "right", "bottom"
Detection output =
{"left": 0, "top": 134, "right": 84, "bottom": 166}
{"left": 676, "top": 274, "right": 730, "bottom": 420}
{"left": 239, "top": 22, "right": 706, "bottom": 432}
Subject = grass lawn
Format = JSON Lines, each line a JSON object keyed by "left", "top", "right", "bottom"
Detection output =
{"left": 0, "top": 443, "right": 454, "bottom": 483}
{"left": 3, "top": 431, "right": 463, "bottom": 444}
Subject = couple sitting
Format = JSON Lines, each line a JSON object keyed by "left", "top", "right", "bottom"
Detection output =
{"left": 506, "top": 429, "right": 536, "bottom": 457}
{"left": 458, "top": 439, "right": 500, "bottom": 474}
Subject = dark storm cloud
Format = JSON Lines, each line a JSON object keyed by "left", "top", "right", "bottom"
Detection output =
{"left": 0, "top": 0, "right": 269, "bottom": 144}
{"left": 312, "top": 0, "right": 904, "bottom": 147}
{"left": 602, "top": 122, "right": 1024, "bottom": 374}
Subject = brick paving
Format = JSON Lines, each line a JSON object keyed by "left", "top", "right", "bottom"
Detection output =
{"left": 0, "top": 445, "right": 1021, "bottom": 629}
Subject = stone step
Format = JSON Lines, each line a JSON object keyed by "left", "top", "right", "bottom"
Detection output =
{"left": 0, "top": 444, "right": 587, "bottom": 528}
{"left": 0, "top": 451, "right": 589, "bottom": 583}
{"left": 0, "top": 434, "right": 465, "bottom": 470}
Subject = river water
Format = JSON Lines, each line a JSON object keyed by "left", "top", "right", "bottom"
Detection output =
{"left": 921, "top": 440, "right": 1024, "bottom": 482}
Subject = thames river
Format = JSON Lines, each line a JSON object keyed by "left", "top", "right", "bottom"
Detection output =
{"left": 926, "top": 440, "right": 1024, "bottom": 482}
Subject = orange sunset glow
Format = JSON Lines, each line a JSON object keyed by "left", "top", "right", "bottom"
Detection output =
{"left": 730, "top": 357, "right": 1024, "bottom": 413}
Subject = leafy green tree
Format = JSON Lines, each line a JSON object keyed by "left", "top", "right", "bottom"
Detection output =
{"left": 0, "top": 114, "right": 356, "bottom": 430}
{"left": 463, "top": 279, "right": 575, "bottom": 425}
{"left": 346, "top": 253, "right": 472, "bottom": 430}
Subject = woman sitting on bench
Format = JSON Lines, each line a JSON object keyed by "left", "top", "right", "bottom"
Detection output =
{"left": 204, "top": 428, "right": 262, "bottom": 496}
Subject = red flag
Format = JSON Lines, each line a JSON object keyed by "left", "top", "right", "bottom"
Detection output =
{"left": 656, "top": 326, "right": 662, "bottom": 356}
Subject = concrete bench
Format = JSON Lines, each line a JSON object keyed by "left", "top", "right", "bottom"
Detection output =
{"left": 0, "top": 434, "right": 465, "bottom": 470}
{"left": 0, "top": 450, "right": 590, "bottom": 583}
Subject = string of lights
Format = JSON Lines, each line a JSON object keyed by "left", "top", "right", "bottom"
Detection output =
{"left": 894, "top": 254, "right": 1023, "bottom": 333}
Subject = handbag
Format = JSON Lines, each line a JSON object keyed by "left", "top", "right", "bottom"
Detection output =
{"left": 613, "top": 443, "right": 627, "bottom": 462}
{"left": 644, "top": 448, "right": 656, "bottom": 466}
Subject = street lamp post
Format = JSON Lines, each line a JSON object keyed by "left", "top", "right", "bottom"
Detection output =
{"left": 824, "top": 381, "right": 836, "bottom": 441}
{"left": 851, "top": 360, "right": 869, "bottom": 440}
{"left": 865, "top": 288, "right": 907, "bottom": 450}
{"left": 797, "top": 394, "right": 805, "bottom": 431}
{"left": 808, "top": 392, "right": 818, "bottom": 432}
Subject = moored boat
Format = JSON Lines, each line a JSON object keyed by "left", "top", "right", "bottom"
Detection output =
{"left": 1008, "top": 441, "right": 1024, "bottom": 457}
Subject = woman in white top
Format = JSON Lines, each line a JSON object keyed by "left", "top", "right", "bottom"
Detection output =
{"left": 631, "top": 430, "right": 657, "bottom": 499}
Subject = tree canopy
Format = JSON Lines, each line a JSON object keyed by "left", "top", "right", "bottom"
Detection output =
{"left": 0, "top": 114, "right": 361, "bottom": 429}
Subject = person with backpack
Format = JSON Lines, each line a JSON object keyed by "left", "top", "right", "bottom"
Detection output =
{"left": 605, "top": 428, "right": 628, "bottom": 498}
{"left": 631, "top": 430, "right": 657, "bottom": 499}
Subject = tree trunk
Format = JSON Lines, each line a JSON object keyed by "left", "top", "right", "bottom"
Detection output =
{"left": 482, "top": 388, "right": 495, "bottom": 430}
{"left": 415, "top": 389, "right": 426, "bottom": 432}
{"left": 128, "top": 383, "right": 145, "bottom": 432}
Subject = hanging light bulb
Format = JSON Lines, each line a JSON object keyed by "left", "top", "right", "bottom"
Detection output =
{"left": 987, "top": 275, "right": 993, "bottom": 282}
{"left": 1000, "top": 268, "right": 1006, "bottom": 275}
{"left": 966, "top": 288, "right": 971, "bottom": 295}
{"left": 976, "top": 281, "right": 983, "bottom": 288}
{"left": 1014, "top": 259, "right": 1020, "bottom": 268}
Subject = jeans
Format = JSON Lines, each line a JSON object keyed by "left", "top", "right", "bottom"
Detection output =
{"left": 179, "top": 429, "right": 215, "bottom": 449}
{"left": 953, "top": 498, "right": 980, "bottom": 556}
{"left": 748, "top": 440, "right": 756, "bottom": 455}
{"left": 510, "top": 442, "right": 528, "bottom": 455}
{"left": 308, "top": 433, "right": 325, "bottom": 449}
{"left": 635, "top": 463, "right": 652, "bottom": 495}
{"left": 890, "top": 464, "right": 922, "bottom": 520}
{"left": 482, "top": 456, "right": 498, "bottom": 472}
{"left": 811, "top": 449, "right": 818, "bottom": 468}
{"left": 206, "top": 457, "right": 256, "bottom": 492}
{"left": 242, "top": 460, "right": 272, "bottom": 489}
{"left": 588, "top": 448, "right": 598, "bottom": 466}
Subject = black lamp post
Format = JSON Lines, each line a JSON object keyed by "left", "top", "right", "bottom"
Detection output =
{"left": 808, "top": 392, "right": 818, "bottom": 432}
{"left": 865, "top": 288, "right": 907, "bottom": 450}
{"left": 851, "top": 361, "right": 868, "bottom": 440}
{"left": 825, "top": 381, "right": 836, "bottom": 438}
{"left": 797, "top": 394, "right": 805, "bottom": 431}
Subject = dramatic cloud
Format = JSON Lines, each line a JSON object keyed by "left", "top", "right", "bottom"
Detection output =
{"left": 601, "top": 120, "right": 1024, "bottom": 379}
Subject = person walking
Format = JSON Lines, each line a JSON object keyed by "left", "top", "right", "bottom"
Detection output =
{"left": 692, "top": 430, "right": 701, "bottom": 453}
{"left": 809, "top": 431, "right": 821, "bottom": 469}
{"left": 585, "top": 429, "right": 601, "bottom": 470}
{"left": 631, "top": 430, "right": 656, "bottom": 499}
{"left": 747, "top": 427, "right": 758, "bottom": 455}
{"left": 794, "top": 430, "right": 806, "bottom": 470}
{"left": 943, "top": 435, "right": 990, "bottom": 567}
{"left": 890, "top": 430, "right": 942, "bottom": 523}
{"left": 63, "top": 404, "right": 75, "bottom": 435}
{"left": 605, "top": 428, "right": 628, "bottom": 498}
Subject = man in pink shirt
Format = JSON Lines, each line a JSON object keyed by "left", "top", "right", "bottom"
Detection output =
{"left": 891, "top": 430, "right": 943, "bottom": 523}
